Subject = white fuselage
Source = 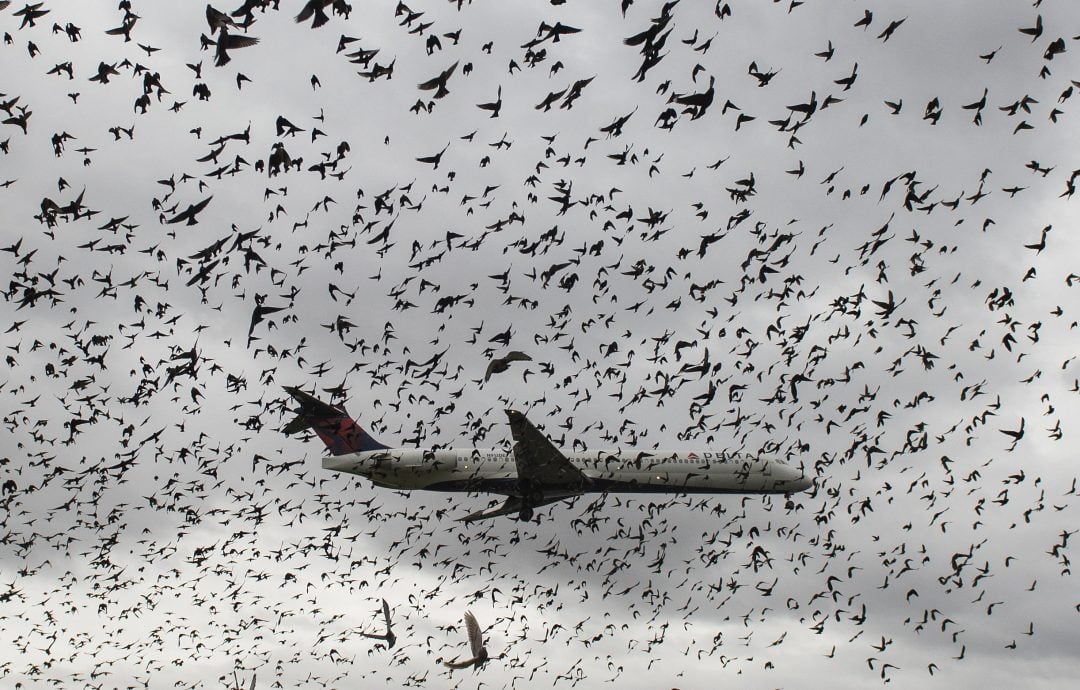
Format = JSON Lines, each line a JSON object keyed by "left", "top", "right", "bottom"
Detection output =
{"left": 322, "top": 448, "right": 813, "bottom": 496}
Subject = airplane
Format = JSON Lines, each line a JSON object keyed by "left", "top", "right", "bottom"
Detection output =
{"left": 282, "top": 386, "right": 814, "bottom": 522}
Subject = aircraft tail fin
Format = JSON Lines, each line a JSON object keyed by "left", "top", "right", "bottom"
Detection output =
{"left": 282, "top": 386, "right": 389, "bottom": 455}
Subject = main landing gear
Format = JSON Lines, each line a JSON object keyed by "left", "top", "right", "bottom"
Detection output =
{"left": 517, "top": 480, "right": 541, "bottom": 521}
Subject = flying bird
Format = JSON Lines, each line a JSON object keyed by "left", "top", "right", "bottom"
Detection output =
{"left": 1018, "top": 14, "right": 1042, "bottom": 42}
{"left": 443, "top": 611, "right": 489, "bottom": 669}
{"left": 484, "top": 351, "right": 532, "bottom": 382}
{"left": 14, "top": 2, "right": 49, "bottom": 29}
{"left": 295, "top": 0, "right": 346, "bottom": 29}
{"left": 205, "top": 4, "right": 239, "bottom": 32}
{"left": 416, "top": 142, "right": 449, "bottom": 169}
{"left": 165, "top": 196, "right": 213, "bottom": 225}
{"left": 877, "top": 17, "right": 906, "bottom": 42}
{"left": 418, "top": 61, "right": 459, "bottom": 99}
{"left": 360, "top": 599, "right": 396, "bottom": 648}
{"left": 211, "top": 25, "right": 260, "bottom": 66}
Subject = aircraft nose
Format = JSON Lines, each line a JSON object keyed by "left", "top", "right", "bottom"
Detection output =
{"left": 776, "top": 462, "right": 813, "bottom": 492}
{"left": 789, "top": 474, "right": 813, "bottom": 492}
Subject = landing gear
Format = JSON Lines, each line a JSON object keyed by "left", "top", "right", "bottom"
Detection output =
{"left": 516, "top": 479, "right": 542, "bottom": 522}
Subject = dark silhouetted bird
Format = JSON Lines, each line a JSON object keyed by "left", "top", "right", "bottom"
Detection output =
{"left": 484, "top": 351, "right": 531, "bottom": 382}
{"left": 360, "top": 599, "right": 396, "bottom": 648}
{"left": 418, "top": 61, "right": 459, "bottom": 99}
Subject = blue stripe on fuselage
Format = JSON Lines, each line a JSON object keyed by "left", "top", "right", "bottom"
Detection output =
{"left": 422, "top": 477, "right": 792, "bottom": 495}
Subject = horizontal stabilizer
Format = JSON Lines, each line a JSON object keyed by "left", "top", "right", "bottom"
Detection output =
{"left": 282, "top": 386, "right": 347, "bottom": 434}
{"left": 283, "top": 386, "right": 388, "bottom": 455}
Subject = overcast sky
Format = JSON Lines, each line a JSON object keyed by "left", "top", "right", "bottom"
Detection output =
{"left": 1, "top": 0, "right": 1078, "bottom": 688}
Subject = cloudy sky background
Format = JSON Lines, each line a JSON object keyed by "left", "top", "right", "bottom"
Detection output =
{"left": 2, "top": 0, "right": 1078, "bottom": 687}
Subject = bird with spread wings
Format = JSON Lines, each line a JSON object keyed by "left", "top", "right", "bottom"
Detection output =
{"left": 418, "top": 61, "right": 459, "bottom": 99}
{"left": 484, "top": 350, "right": 532, "bottom": 382}
{"left": 360, "top": 598, "right": 396, "bottom": 648}
{"left": 443, "top": 611, "right": 489, "bottom": 669}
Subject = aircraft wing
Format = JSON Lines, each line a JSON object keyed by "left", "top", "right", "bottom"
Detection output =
{"left": 458, "top": 493, "right": 574, "bottom": 523}
{"left": 505, "top": 409, "right": 588, "bottom": 491}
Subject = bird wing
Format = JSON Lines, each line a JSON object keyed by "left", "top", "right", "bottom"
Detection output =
{"left": 418, "top": 61, "right": 457, "bottom": 89}
{"left": 206, "top": 5, "right": 227, "bottom": 30}
{"left": 195, "top": 143, "right": 225, "bottom": 162}
{"left": 165, "top": 208, "right": 190, "bottom": 224}
{"left": 417, "top": 74, "right": 443, "bottom": 90}
{"left": 444, "top": 658, "right": 473, "bottom": 669}
{"left": 189, "top": 195, "right": 214, "bottom": 216}
{"left": 223, "top": 34, "right": 259, "bottom": 49}
{"left": 505, "top": 409, "right": 587, "bottom": 490}
{"left": 294, "top": 0, "right": 318, "bottom": 23}
{"left": 382, "top": 598, "right": 391, "bottom": 627}
{"left": 464, "top": 611, "right": 484, "bottom": 657}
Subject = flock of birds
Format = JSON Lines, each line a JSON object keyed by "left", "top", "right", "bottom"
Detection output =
{"left": 1, "top": 0, "right": 1078, "bottom": 688}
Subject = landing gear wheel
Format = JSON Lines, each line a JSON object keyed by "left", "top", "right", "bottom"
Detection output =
{"left": 518, "top": 506, "right": 534, "bottom": 521}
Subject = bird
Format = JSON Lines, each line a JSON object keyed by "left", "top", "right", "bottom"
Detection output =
{"left": 212, "top": 25, "right": 259, "bottom": 67}
{"left": 418, "top": 61, "right": 458, "bottom": 99}
{"left": 164, "top": 196, "right": 213, "bottom": 225}
{"left": 416, "top": 142, "right": 449, "bottom": 169}
{"left": 205, "top": 4, "right": 239, "bottom": 33}
{"left": 88, "top": 62, "right": 120, "bottom": 84}
{"left": 877, "top": 17, "right": 906, "bottom": 42}
{"left": 443, "top": 611, "right": 489, "bottom": 669}
{"left": 294, "top": 0, "right": 350, "bottom": 29}
{"left": 1023, "top": 225, "right": 1050, "bottom": 253}
{"left": 521, "top": 21, "right": 581, "bottom": 49}
{"left": 295, "top": 0, "right": 332, "bottom": 28}
{"left": 360, "top": 598, "right": 396, "bottom": 648}
{"left": 247, "top": 299, "right": 288, "bottom": 347}
{"left": 104, "top": 11, "right": 140, "bottom": 42}
{"left": 13, "top": 3, "right": 50, "bottom": 29}
{"left": 999, "top": 418, "right": 1025, "bottom": 446}
{"left": 484, "top": 351, "right": 531, "bottom": 382}
{"left": 1018, "top": 14, "right": 1042, "bottom": 42}
{"left": 476, "top": 86, "right": 502, "bottom": 118}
